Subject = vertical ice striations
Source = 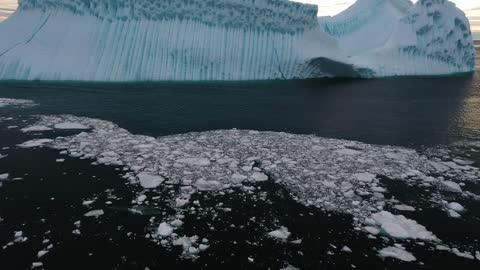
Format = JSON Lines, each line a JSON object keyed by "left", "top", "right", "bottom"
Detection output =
{"left": 384, "top": 0, "right": 475, "bottom": 75}
{"left": 333, "top": 0, "right": 476, "bottom": 76}
{"left": 0, "top": 0, "right": 475, "bottom": 81}
{"left": 318, "top": 0, "right": 413, "bottom": 38}
{"left": 0, "top": 0, "right": 324, "bottom": 81}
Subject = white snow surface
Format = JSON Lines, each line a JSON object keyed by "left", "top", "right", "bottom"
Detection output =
{"left": 0, "top": 0, "right": 474, "bottom": 81}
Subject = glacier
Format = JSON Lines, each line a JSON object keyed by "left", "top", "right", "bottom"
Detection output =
{"left": 0, "top": 0, "right": 475, "bottom": 81}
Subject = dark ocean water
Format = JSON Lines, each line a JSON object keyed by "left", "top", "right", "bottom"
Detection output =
{"left": 1, "top": 50, "right": 480, "bottom": 270}
{"left": 0, "top": 73, "right": 479, "bottom": 147}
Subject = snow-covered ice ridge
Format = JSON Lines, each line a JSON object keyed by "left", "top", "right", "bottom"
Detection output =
{"left": 0, "top": 0, "right": 475, "bottom": 81}
{"left": 17, "top": 0, "right": 318, "bottom": 32}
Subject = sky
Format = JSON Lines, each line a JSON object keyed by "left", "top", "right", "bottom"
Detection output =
{"left": 0, "top": 0, "right": 478, "bottom": 38}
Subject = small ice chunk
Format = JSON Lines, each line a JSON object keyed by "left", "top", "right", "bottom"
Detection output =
{"left": 170, "top": 219, "right": 184, "bottom": 227}
{"left": 231, "top": 173, "right": 247, "bottom": 183}
{"left": 194, "top": 179, "right": 224, "bottom": 191}
{"left": 176, "top": 158, "right": 210, "bottom": 166}
{"left": 441, "top": 181, "right": 462, "bottom": 193}
{"left": 157, "top": 222, "right": 174, "bottom": 237}
{"left": 364, "top": 226, "right": 380, "bottom": 235}
{"left": 335, "top": 148, "right": 360, "bottom": 155}
{"left": 394, "top": 205, "right": 415, "bottom": 212}
{"left": 447, "top": 202, "right": 465, "bottom": 212}
{"left": 137, "top": 172, "right": 164, "bottom": 189}
{"left": 54, "top": 122, "right": 89, "bottom": 130}
{"left": 137, "top": 195, "right": 147, "bottom": 203}
{"left": 280, "top": 265, "right": 299, "bottom": 270}
{"left": 452, "top": 248, "right": 474, "bottom": 259}
{"left": 251, "top": 172, "right": 268, "bottom": 182}
{"left": 0, "top": 98, "right": 35, "bottom": 108}
{"left": 323, "top": 180, "right": 337, "bottom": 189}
{"left": 379, "top": 246, "right": 416, "bottom": 262}
{"left": 354, "top": 173, "right": 376, "bottom": 182}
{"left": 17, "top": 139, "right": 53, "bottom": 148}
{"left": 0, "top": 173, "right": 8, "bottom": 180}
{"left": 371, "top": 211, "right": 436, "bottom": 240}
{"left": 82, "top": 200, "right": 95, "bottom": 206}
{"left": 175, "top": 198, "right": 189, "bottom": 207}
{"left": 37, "top": 250, "right": 48, "bottom": 258}
{"left": 267, "top": 226, "right": 291, "bottom": 240}
{"left": 448, "top": 210, "right": 461, "bottom": 218}
{"left": 21, "top": 125, "right": 52, "bottom": 132}
{"left": 342, "top": 246, "right": 352, "bottom": 253}
{"left": 436, "top": 245, "right": 450, "bottom": 251}
{"left": 32, "top": 262, "right": 43, "bottom": 268}
{"left": 371, "top": 186, "right": 387, "bottom": 193}
{"left": 84, "top": 210, "right": 104, "bottom": 218}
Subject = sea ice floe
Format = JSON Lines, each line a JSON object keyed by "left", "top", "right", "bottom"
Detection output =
{"left": 268, "top": 226, "right": 291, "bottom": 240}
{"left": 20, "top": 114, "right": 480, "bottom": 256}
{"left": 0, "top": 98, "right": 36, "bottom": 108}
{"left": 441, "top": 181, "right": 463, "bottom": 193}
{"left": 448, "top": 210, "right": 461, "bottom": 218}
{"left": 251, "top": 172, "right": 269, "bottom": 182}
{"left": 379, "top": 246, "right": 416, "bottom": 262}
{"left": 176, "top": 158, "right": 211, "bottom": 166}
{"left": 21, "top": 125, "right": 53, "bottom": 133}
{"left": 0, "top": 173, "right": 9, "bottom": 180}
{"left": 37, "top": 250, "right": 48, "bottom": 258}
{"left": 451, "top": 248, "right": 475, "bottom": 260}
{"left": 17, "top": 139, "right": 53, "bottom": 148}
{"left": 394, "top": 205, "right": 415, "bottom": 212}
{"left": 369, "top": 211, "right": 437, "bottom": 241}
{"left": 447, "top": 202, "right": 465, "bottom": 212}
{"left": 31, "top": 262, "right": 43, "bottom": 268}
{"left": 354, "top": 172, "right": 376, "bottom": 182}
{"left": 137, "top": 172, "right": 165, "bottom": 189}
{"left": 54, "top": 122, "right": 90, "bottom": 130}
{"left": 157, "top": 222, "right": 174, "bottom": 237}
{"left": 84, "top": 210, "right": 104, "bottom": 218}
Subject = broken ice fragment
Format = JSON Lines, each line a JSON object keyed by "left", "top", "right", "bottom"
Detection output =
{"left": 137, "top": 172, "right": 164, "bottom": 189}
{"left": 379, "top": 246, "right": 416, "bottom": 262}
{"left": 267, "top": 226, "right": 291, "bottom": 240}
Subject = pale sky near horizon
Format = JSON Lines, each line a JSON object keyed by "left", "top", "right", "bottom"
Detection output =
{"left": 0, "top": 0, "right": 478, "bottom": 36}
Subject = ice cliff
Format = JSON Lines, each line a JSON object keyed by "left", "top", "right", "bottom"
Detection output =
{"left": 0, "top": 0, "right": 475, "bottom": 81}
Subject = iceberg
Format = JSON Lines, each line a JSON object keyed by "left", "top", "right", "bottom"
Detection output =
{"left": 0, "top": 0, "right": 475, "bottom": 81}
